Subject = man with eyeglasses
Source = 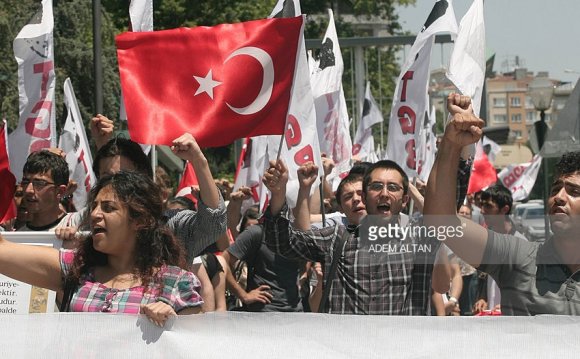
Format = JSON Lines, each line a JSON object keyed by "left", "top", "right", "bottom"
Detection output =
{"left": 262, "top": 159, "right": 443, "bottom": 315}
{"left": 17, "top": 150, "right": 69, "bottom": 232}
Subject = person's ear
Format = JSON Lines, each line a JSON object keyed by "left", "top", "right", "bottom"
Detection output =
{"left": 500, "top": 205, "right": 510, "bottom": 215}
{"left": 402, "top": 194, "right": 410, "bottom": 207}
{"left": 56, "top": 184, "right": 67, "bottom": 199}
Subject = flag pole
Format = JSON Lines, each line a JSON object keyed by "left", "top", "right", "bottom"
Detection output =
{"left": 92, "top": 0, "right": 103, "bottom": 114}
{"left": 151, "top": 145, "right": 157, "bottom": 181}
{"left": 276, "top": 132, "right": 285, "bottom": 160}
{"left": 319, "top": 177, "right": 326, "bottom": 226}
{"left": 408, "top": 177, "right": 417, "bottom": 216}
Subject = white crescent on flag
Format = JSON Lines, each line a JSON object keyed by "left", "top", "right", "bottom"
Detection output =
{"left": 225, "top": 47, "right": 274, "bottom": 115}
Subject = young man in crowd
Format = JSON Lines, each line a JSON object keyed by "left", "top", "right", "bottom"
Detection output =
{"left": 221, "top": 219, "right": 304, "bottom": 312}
{"left": 262, "top": 160, "right": 443, "bottom": 315}
{"left": 18, "top": 150, "right": 69, "bottom": 232}
{"left": 472, "top": 184, "right": 527, "bottom": 314}
{"left": 424, "top": 92, "right": 580, "bottom": 315}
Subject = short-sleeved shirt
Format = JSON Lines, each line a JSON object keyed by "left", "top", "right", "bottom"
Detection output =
{"left": 479, "top": 231, "right": 580, "bottom": 315}
{"left": 165, "top": 191, "right": 227, "bottom": 264}
{"left": 227, "top": 225, "right": 303, "bottom": 312}
{"left": 59, "top": 249, "right": 203, "bottom": 313}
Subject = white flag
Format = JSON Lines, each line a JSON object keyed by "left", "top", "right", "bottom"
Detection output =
{"left": 416, "top": 105, "right": 437, "bottom": 182}
{"left": 268, "top": 4, "right": 322, "bottom": 209}
{"left": 353, "top": 82, "right": 383, "bottom": 160}
{"left": 269, "top": 0, "right": 301, "bottom": 18}
{"left": 446, "top": 0, "right": 485, "bottom": 117}
{"left": 482, "top": 136, "right": 501, "bottom": 164}
{"left": 386, "top": 0, "right": 458, "bottom": 178}
{"left": 310, "top": 9, "right": 352, "bottom": 191}
{"left": 498, "top": 155, "right": 542, "bottom": 201}
{"left": 129, "top": 0, "right": 153, "bottom": 31}
{"left": 59, "top": 78, "right": 97, "bottom": 210}
{"left": 9, "top": 0, "right": 56, "bottom": 181}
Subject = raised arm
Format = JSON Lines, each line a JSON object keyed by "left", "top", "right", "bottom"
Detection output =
{"left": 0, "top": 235, "right": 62, "bottom": 291}
{"left": 227, "top": 187, "right": 253, "bottom": 239}
{"left": 423, "top": 93, "right": 488, "bottom": 267}
{"left": 262, "top": 159, "right": 335, "bottom": 263}
{"left": 90, "top": 114, "right": 115, "bottom": 150}
{"left": 293, "top": 162, "right": 319, "bottom": 231}
{"left": 262, "top": 159, "right": 289, "bottom": 216}
{"left": 171, "top": 133, "right": 220, "bottom": 209}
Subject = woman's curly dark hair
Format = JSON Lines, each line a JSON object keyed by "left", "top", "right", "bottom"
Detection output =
{"left": 68, "top": 171, "right": 186, "bottom": 289}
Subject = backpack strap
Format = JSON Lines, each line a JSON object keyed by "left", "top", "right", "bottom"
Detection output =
{"left": 318, "top": 227, "right": 347, "bottom": 313}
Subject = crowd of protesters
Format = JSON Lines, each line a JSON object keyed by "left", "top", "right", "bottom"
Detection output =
{"left": 1, "top": 93, "right": 580, "bottom": 323}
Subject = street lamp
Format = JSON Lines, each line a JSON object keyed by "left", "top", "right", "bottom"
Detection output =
{"left": 527, "top": 74, "right": 554, "bottom": 242}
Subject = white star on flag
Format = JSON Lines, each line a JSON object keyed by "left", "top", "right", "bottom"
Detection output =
{"left": 193, "top": 69, "right": 222, "bottom": 99}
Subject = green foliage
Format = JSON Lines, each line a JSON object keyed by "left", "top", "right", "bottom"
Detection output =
{"left": 0, "top": 0, "right": 38, "bottom": 128}
{"left": 0, "top": 0, "right": 120, "bottom": 135}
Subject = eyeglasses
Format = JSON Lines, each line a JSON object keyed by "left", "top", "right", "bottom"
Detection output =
{"left": 367, "top": 182, "right": 403, "bottom": 193}
{"left": 20, "top": 178, "right": 55, "bottom": 191}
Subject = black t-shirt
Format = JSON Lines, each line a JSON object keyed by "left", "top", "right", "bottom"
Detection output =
{"left": 227, "top": 225, "right": 303, "bottom": 312}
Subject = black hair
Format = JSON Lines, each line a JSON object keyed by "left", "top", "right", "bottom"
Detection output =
{"left": 23, "top": 150, "right": 69, "bottom": 186}
{"left": 93, "top": 137, "right": 152, "bottom": 179}
{"left": 335, "top": 172, "right": 363, "bottom": 206}
{"left": 71, "top": 171, "right": 186, "bottom": 289}
{"left": 481, "top": 184, "right": 513, "bottom": 213}
{"left": 240, "top": 205, "right": 260, "bottom": 233}
{"left": 348, "top": 162, "right": 373, "bottom": 176}
{"left": 362, "top": 160, "right": 409, "bottom": 195}
{"left": 554, "top": 152, "right": 580, "bottom": 178}
{"left": 167, "top": 196, "right": 196, "bottom": 211}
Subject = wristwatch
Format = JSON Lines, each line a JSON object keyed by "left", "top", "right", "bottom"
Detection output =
{"left": 448, "top": 296, "right": 459, "bottom": 305}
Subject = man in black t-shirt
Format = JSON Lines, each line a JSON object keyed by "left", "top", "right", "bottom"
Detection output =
{"left": 221, "top": 224, "right": 303, "bottom": 312}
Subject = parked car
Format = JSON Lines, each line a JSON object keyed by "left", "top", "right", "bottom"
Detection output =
{"left": 519, "top": 206, "right": 547, "bottom": 241}
{"left": 512, "top": 201, "right": 543, "bottom": 232}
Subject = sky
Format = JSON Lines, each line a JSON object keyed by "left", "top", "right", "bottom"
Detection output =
{"left": 395, "top": 0, "right": 580, "bottom": 84}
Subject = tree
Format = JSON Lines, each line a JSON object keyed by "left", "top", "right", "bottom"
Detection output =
{"left": 0, "top": 0, "right": 120, "bottom": 136}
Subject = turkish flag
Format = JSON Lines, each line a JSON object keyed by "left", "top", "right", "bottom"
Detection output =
{"left": 175, "top": 161, "right": 199, "bottom": 204}
{"left": 468, "top": 140, "right": 497, "bottom": 194}
{"left": 0, "top": 120, "right": 16, "bottom": 224}
{"left": 116, "top": 16, "right": 304, "bottom": 147}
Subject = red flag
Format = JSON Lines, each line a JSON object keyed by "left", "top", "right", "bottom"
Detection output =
{"left": 116, "top": 16, "right": 304, "bottom": 147}
{"left": 0, "top": 121, "right": 17, "bottom": 224}
{"left": 175, "top": 161, "right": 199, "bottom": 204}
{"left": 468, "top": 141, "right": 497, "bottom": 194}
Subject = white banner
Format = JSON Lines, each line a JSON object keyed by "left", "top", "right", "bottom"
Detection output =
{"left": 498, "top": 154, "right": 542, "bottom": 201}
{"left": 59, "top": 78, "right": 96, "bottom": 210}
{"left": 9, "top": 0, "right": 56, "bottom": 181}
{"left": 310, "top": 10, "right": 352, "bottom": 184}
{"left": 0, "top": 312, "right": 577, "bottom": 357}
{"left": 268, "top": 5, "right": 322, "bottom": 209}
{"left": 386, "top": 0, "right": 458, "bottom": 178}
{"left": 0, "top": 232, "right": 61, "bottom": 314}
